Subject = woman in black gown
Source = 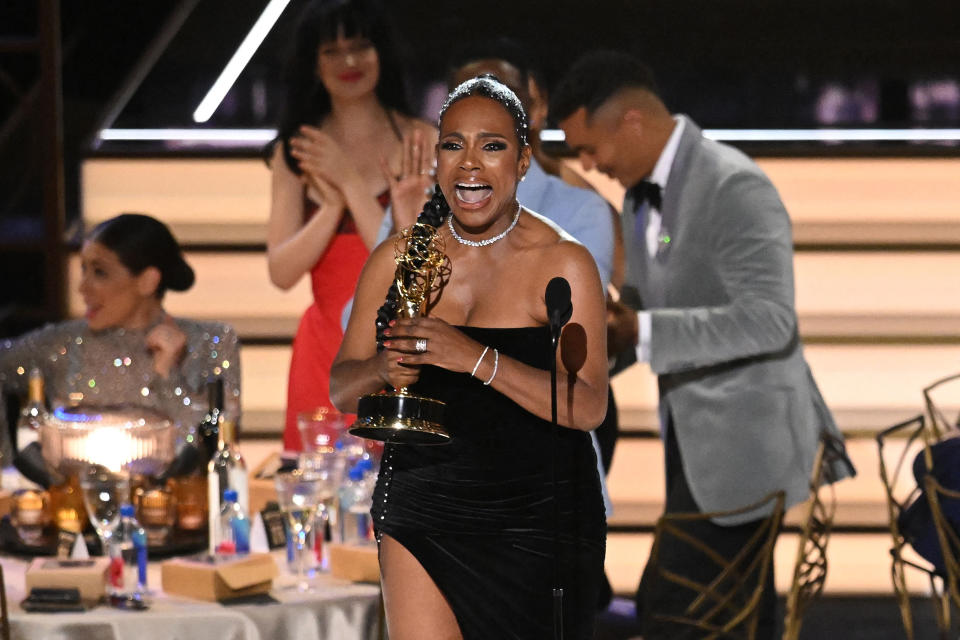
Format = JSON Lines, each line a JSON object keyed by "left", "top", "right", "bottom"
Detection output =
{"left": 331, "top": 75, "right": 608, "bottom": 639}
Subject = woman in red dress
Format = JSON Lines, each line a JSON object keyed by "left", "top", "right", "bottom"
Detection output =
{"left": 267, "top": 0, "right": 435, "bottom": 451}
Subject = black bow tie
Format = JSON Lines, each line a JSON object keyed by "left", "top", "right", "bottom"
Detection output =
{"left": 631, "top": 180, "right": 662, "bottom": 210}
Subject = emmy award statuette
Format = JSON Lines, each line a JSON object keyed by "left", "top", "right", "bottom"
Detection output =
{"left": 349, "top": 210, "right": 450, "bottom": 444}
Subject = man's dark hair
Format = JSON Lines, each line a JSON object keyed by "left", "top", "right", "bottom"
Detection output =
{"left": 446, "top": 37, "right": 540, "bottom": 94}
{"left": 549, "top": 50, "right": 658, "bottom": 124}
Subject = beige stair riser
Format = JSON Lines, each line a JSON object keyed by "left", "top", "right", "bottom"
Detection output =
{"left": 606, "top": 531, "right": 934, "bottom": 597}
{"left": 67, "top": 251, "right": 960, "bottom": 338}
{"left": 606, "top": 438, "right": 921, "bottom": 529}
{"left": 83, "top": 156, "right": 960, "bottom": 225}
{"left": 83, "top": 158, "right": 271, "bottom": 227}
{"left": 564, "top": 156, "right": 960, "bottom": 224}
{"left": 232, "top": 343, "right": 960, "bottom": 435}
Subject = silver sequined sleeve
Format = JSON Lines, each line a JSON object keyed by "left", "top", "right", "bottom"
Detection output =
{"left": 0, "top": 318, "right": 243, "bottom": 462}
{"left": 0, "top": 323, "right": 65, "bottom": 462}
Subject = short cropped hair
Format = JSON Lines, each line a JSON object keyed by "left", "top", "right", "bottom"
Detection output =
{"left": 549, "top": 50, "right": 658, "bottom": 124}
{"left": 446, "top": 37, "right": 538, "bottom": 94}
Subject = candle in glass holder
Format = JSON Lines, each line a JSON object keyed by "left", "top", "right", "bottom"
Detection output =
{"left": 170, "top": 474, "right": 208, "bottom": 532}
{"left": 11, "top": 489, "right": 49, "bottom": 545}
{"left": 48, "top": 475, "right": 86, "bottom": 533}
{"left": 137, "top": 487, "right": 175, "bottom": 546}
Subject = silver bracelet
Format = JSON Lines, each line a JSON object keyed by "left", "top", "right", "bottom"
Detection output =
{"left": 483, "top": 348, "right": 499, "bottom": 385}
{"left": 471, "top": 346, "right": 489, "bottom": 377}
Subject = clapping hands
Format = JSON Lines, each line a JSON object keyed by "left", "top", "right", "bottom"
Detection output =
{"left": 290, "top": 125, "right": 359, "bottom": 189}
{"left": 289, "top": 126, "right": 347, "bottom": 216}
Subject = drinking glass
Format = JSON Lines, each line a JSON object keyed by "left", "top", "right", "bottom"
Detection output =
{"left": 298, "top": 450, "right": 345, "bottom": 547}
{"left": 80, "top": 466, "right": 130, "bottom": 553}
{"left": 297, "top": 408, "right": 345, "bottom": 454}
{"left": 274, "top": 469, "right": 336, "bottom": 591}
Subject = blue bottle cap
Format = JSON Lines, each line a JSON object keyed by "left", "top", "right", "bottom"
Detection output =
{"left": 223, "top": 489, "right": 238, "bottom": 502}
{"left": 120, "top": 504, "right": 135, "bottom": 517}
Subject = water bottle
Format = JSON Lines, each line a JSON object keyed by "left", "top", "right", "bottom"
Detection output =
{"left": 215, "top": 489, "right": 250, "bottom": 556}
{"left": 108, "top": 504, "right": 148, "bottom": 596}
{"left": 338, "top": 461, "right": 374, "bottom": 544}
{"left": 335, "top": 431, "right": 367, "bottom": 468}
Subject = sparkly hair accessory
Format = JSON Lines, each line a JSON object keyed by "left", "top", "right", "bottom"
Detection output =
{"left": 439, "top": 74, "right": 528, "bottom": 147}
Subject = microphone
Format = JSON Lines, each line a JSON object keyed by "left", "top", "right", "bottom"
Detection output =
{"left": 545, "top": 277, "right": 572, "bottom": 331}
{"left": 544, "top": 275, "right": 572, "bottom": 640}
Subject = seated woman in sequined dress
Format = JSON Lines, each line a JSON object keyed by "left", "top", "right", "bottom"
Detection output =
{"left": 0, "top": 214, "right": 241, "bottom": 461}
{"left": 330, "top": 76, "right": 608, "bottom": 640}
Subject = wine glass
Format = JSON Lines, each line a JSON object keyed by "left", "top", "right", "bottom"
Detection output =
{"left": 274, "top": 469, "right": 336, "bottom": 591}
{"left": 80, "top": 465, "right": 130, "bottom": 554}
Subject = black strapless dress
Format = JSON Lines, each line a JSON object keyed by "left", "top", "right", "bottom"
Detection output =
{"left": 372, "top": 326, "right": 606, "bottom": 639}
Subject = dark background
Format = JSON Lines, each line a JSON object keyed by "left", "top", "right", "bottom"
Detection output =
{"left": 11, "top": 0, "right": 951, "bottom": 138}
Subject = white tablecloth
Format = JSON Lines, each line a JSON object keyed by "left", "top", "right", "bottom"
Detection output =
{"left": 1, "top": 553, "right": 382, "bottom": 640}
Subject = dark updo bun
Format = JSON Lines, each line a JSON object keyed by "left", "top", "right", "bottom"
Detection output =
{"left": 87, "top": 214, "right": 195, "bottom": 298}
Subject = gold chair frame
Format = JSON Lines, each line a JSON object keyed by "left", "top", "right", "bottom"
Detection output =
{"left": 921, "top": 372, "right": 960, "bottom": 637}
{"left": 923, "top": 372, "right": 960, "bottom": 441}
{"left": 647, "top": 491, "right": 785, "bottom": 640}
{"left": 926, "top": 475, "right": 960, "bottom": 612}
{"left": 877, "top": 413, "right": 957, "bottom": 639}
{"left": 782, "top": 433, "right": 852, "bottom": 640}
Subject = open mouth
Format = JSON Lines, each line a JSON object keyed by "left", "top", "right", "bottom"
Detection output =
{"left": 455, "top": 183, "right": 492, "bottom": 205}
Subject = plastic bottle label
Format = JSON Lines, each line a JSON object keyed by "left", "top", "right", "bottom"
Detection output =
{"left": 109, "top": 556, "right": 124, "bottom": 589}
{"left": 232, "top": 516, "right": 250, "bottom": 554}
{"left": 134, "top": 529, "right": 148, "bottom": 589}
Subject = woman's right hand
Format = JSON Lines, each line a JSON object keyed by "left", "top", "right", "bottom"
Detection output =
{"left": 381, "top": 129, "right": 435, "bottom": 232}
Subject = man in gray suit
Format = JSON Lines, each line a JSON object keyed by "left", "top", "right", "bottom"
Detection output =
{"left": 552, "top": 51, "right": 852, "bottom": 638}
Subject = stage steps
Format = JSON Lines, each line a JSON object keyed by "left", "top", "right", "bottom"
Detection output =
{"left": 65, "top": 249, "right": 960, "bottom": 341}
{"left": 82, "top": 156, "right": 960, "bottom": 247}
{"left": 81, "top": 151, "right": 960, "bottom": 598}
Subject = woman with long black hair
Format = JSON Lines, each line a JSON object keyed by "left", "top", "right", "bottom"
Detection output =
{"left": 267, "top": 0, "right": 435, "bottom": 451}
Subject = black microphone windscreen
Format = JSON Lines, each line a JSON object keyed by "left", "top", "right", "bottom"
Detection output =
{"left": 545, "top": 277, "right": 572, "bottom": 328}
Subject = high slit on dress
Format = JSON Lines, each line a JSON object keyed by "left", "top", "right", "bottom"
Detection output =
{"left": 372, "top": 325, "right": 607, "bottom": 639}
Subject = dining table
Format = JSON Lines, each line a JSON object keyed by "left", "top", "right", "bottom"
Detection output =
{"left": 0, "top": 551, "right": 382, "bottom": 640}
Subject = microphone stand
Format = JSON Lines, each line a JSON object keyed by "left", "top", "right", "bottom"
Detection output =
{"left": 549, "top": 320, "right": 564, "bottom": 640}
{"left": 545, "top": 275, "right": 571, "bottom": 640}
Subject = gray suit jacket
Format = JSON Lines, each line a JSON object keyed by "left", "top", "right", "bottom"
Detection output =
{"left": 620, "top": 116, "right": 852, "bottom": 524}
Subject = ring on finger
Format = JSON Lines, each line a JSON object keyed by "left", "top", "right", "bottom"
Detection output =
{"left": 415, "top": 338, "right": 428, "bottom": 353}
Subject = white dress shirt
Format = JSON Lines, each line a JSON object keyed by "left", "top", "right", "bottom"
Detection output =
{"left": 636, "top": 116, "right": 685, "bottom": 364}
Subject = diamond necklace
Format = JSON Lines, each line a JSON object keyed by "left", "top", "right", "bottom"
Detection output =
{"left": 447, "top": 202, "right": 521, "bottom": 247}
